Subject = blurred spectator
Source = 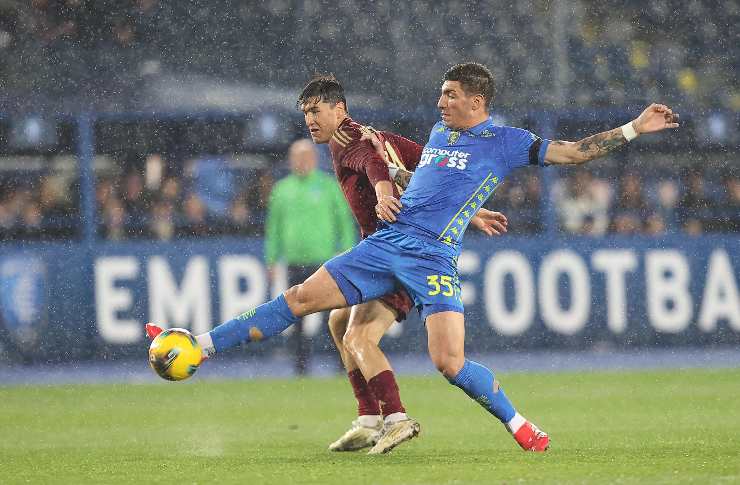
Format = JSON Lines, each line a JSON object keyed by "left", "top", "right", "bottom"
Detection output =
{"left": 39, "top": 175, "right": 72, "bottom": 218}
{"left": 615, "top": 173, "right": 648, "bottom": 213}
{"left": 610, "top": 172, "right": 649, "bottom": 234}
{"left": 264, "top": 139, "right": 356, "bottom": 375}
{"left": 490, "top": 172, "right": 542, "bottom": 234}
{"left": 122, "top": 171, "right": 149, "bottom": 237}
{"left": 178, "top": 193, "right": 209, "bottom": 238}
{"left": 159, "top": 176, "right": 181, "bottom": 205}
{"left": 612, "top": 213, "right": 642, "bottom": 235}
{"left": 715, "top": 175, "right": 740, "bottom": 232}
{"left": 247, "top": 168, "right": 275, "bottom": 233}
{"left": 677, "top": 169, "right": 711, "bottom": 234}
{"left": 644, "top": 212, "right": 667, "bottom": 236}
{"left": 684, "top": 218, "right": 704, "bottom": 236}
{"left": 553, "top": 170, "right": 611, "bottom": 236}
{"left": 226, "top": 194, "right": 254, "bottom": 236}
{"left": 18, "top": 201, "right": 44, "bottom": 239}
{"left": 149, "top": 198, "right": 175, "bottom": 240}
{"left": 102, "top": 198, "right": 126, "bottom": 241}
{"left": 655, "top": 179, "right": 680, "bottom": 231}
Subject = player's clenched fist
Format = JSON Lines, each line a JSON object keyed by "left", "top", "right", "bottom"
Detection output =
{"left": 375, "top": 194, "right": 402, "bottom": 223}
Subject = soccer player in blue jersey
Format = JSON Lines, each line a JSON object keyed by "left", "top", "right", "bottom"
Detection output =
{"left": 151, "top": 62, "right": 679, "bottom": 454}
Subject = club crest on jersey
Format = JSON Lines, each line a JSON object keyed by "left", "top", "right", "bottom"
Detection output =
{"left": 448, "top": 131, "right": 460, "bottom": 145}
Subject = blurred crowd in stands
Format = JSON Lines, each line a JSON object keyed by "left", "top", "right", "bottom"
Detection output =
{"left": 0, "top": 0, "right": 737, "bottom": 241}
{"left": 0, "top": 172, "right": 78, "bottom": 240}
{"left": 548, "top": 167, "right": 740, "bottom": 236}
{"left": 95, "top": 155, "right": 274, "bottom": 241}
{"left": 1, "top": 150, "right": 737, "bottom": 241}
{"left": 0, "top": 0, "right": 737, "bottom": 110}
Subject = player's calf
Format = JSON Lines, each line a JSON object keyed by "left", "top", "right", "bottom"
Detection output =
{"left": 447, "top": 359, "right": 550, "bottom": 451}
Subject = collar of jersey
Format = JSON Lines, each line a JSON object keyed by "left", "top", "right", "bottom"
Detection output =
{"left": 464, "top": 117, "right": 495, "bottom": 136}
{"left": 293, "top": 170, "right": 319, "bottom": 183}
{"left": 338, "top": 116, "right": 353, "bottom": 130}
{"left": 441, "top": 117, "right": 494, "bottom": 136}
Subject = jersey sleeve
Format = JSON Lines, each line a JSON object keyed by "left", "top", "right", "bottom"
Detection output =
{"left": 381, "top": 132, "right": 423, "bottom": 171}
{"left": 502, "top": 126, "right": 550, "bottom": 169}
{"left": 340, "top": 141, "right": 393, "bottom": 188}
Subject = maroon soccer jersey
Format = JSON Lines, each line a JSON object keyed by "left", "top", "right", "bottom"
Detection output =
{"left": 328, "top": 117, "right": 422, "bottom": 239}
{"left": 328, "top": 117, "right": 422, "bottom": 320}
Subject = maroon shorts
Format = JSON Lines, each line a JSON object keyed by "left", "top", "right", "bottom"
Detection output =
{"left": 378, "top": 288, "right": 414, "bottom": 321}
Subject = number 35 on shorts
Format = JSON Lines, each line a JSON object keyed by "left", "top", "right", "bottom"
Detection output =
{"left": 426, "top": 274, "right": 461, "bottom": 301}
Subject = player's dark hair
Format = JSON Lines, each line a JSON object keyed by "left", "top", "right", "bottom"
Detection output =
{"left": 444, "top": 63, "right": 495, "bottom": 110}
{"left": 297, "top": 74, "right": 348, "bottom": 112}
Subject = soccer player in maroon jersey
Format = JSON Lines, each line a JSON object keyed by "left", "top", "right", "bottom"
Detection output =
{"left": 298, "top": 75, "right": 509, "bottom": 454}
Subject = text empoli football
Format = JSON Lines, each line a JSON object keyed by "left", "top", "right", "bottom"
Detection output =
{"left": 148, "top": 328, "right": 202, "bottom": 381}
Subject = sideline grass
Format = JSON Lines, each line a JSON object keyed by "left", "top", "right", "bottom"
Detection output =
{"left": 1, "top": 368, "right": 739, "bottom": 484}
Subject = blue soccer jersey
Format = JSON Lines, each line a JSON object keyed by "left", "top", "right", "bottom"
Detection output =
{"left": 392, "top": 117, "right": 550, "bottom": 254}
{"left": 324, "top": 117, "right": 550, "bottom": 318}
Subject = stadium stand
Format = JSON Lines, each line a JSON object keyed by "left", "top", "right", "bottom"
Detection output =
{"left": 0, "top": 0, "right": 736, "bottom": 241}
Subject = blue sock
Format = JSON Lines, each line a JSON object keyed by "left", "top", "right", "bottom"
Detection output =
{"left": 210, "top": 294, "right": 299, "bottom": 353}
{"left": 449, "top": 359, "right": 516, "bottom": 423}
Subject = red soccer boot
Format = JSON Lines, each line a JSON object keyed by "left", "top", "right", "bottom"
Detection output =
{"left": 513, "top": 421, "right": 550, "bottom": 452}
{"left": 145, "top": 323, "right": 163, "bottom": 340}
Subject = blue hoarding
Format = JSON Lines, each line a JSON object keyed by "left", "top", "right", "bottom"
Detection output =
{"left": 0, "top": 234, "right": 738, "bottom": 361}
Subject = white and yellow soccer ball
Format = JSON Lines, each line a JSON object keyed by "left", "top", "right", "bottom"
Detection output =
{"left": 148, "top": 328, "right": 202, "bottom": 381}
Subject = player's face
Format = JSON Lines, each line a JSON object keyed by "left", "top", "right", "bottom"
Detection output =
{"left": 437, "top": 81, "right": 479, "bottom": 130}
{"left": 301, "top": 99, "right": 343, "bottom": 144}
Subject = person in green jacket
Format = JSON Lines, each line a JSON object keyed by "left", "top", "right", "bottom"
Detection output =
{"left": 264, "top": 139, "right": 357, "bottom": 375}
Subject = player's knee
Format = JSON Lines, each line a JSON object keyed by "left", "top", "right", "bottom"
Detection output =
{"left": 328, "top": 310, "right": 348, "bottom": 341}
{"left": 342, "top": 325, "right": 368, "bottom": 356}
{"left": 342, "top": 326, "right": 359, "bottom": 354}
{"left": 284, "top": 284, "right": 315, "bottom": 316}
{"left": 431, "top": 353, "right": 464, "bottom": 379}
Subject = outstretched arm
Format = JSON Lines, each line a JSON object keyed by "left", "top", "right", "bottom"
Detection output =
{"left": 544, "top": 103, "right": 680, "bottom": 165}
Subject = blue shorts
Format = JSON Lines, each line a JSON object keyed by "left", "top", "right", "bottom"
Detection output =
{"left": 324, "top": 227, "right": 463, "bottom": 320}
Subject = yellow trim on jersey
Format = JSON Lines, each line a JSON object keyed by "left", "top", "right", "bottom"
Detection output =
{"left": 382, "top": 140, "right": 406, "bottom": 194}
{"left": 384, "top": 141, "right": 404, "bottom": 169}
{"left": 437, "top": 172, "right": 494, "bottom": 240}
{"left": 331, "top": 132, "right": 347, "bottom": 147}
{"left": 334, "top": 129, "right": 352, "bottom": 145}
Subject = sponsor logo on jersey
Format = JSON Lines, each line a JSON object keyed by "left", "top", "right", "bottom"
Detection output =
{"left": 418, "top": 147, "right": 471, "bottom": 171}
{"left": 481, "top": 129, "right": 494, "bottom": 138}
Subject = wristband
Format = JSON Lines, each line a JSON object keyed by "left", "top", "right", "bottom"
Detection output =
{"left": 388, "top": 165, "right": 399, "bottom": 179}
{"left": 621, "top": 122, "right": 638, "bottom": 142}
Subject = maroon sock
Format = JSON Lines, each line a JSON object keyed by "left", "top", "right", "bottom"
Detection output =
{"left": 348, "top": 369, "right": 381, "bottom": 416}
{"left": 367, "top": 370, "right": 406, "bottom": 417}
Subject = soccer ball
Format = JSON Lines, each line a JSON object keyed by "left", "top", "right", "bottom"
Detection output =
{"left": 148, "top": 328, "right": 202, "bottom": 381}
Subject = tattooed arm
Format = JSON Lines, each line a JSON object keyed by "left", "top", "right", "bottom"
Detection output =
{"left": 544, "top": 104, "right": 680, "bottom": 165}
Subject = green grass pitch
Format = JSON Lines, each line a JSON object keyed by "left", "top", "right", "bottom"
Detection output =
{"left": 2, "top": 368, "right": 739, "bottom": 484}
